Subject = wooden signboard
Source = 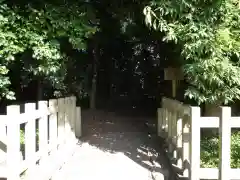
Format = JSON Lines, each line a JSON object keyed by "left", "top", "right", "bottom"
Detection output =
{"left": 164, "top": 67, "right": 184, "bottom": 98}
{"left": 164, "top": 67, "right": 184, "bottom": 80}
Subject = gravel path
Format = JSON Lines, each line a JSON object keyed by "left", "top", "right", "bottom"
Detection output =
{"left": 52, "top": 110, "right": 175, "bottom": 180}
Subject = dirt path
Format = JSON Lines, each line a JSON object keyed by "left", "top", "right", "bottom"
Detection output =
{"left": 52, "top": 110, "right": 176, "bottom": 180}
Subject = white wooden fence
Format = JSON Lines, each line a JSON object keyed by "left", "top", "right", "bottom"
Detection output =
{"left": 0, "top": 96, "right": 81, "bottom": 180}
{"left": 157, "top": 98, "right": 240, "bottom": 180}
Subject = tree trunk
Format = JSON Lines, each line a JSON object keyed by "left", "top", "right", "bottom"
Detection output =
{"left": 90, "top": 45, "right": 98, "bottom": 110}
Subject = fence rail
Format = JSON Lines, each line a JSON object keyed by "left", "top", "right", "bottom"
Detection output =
{"left": 0, "top": 96, "right": 81, "bottom": 180}
{"left": 158, "top": 97, "right": 240, "bottom": 180}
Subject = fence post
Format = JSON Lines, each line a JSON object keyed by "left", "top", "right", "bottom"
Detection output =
{"left": 49, "top": 99, "right": 58, "bottom": 151}
{"left": 168, "top": 110, "right": 173, "bottom": 153}
{"left": 57, "top": 98, "right": 65, "bottom": 145}
{"left": 162, "top": 108, "right": 166, "bottom": 135}
{"left": 69, "top": 96, "right": 76, "bottom": 141}
{"left": 165, "top": 109, "right": 168, "bottom": 134}
{"left": 64, "top": 97, "right": 71, "bottom": 141}
{"left": 219, "top": 107, "right": 231, "bottom": 180}
{"left": 157, "top": 108, "right": 162, "bottom": 136}
{"left": 160, "top": 108, "right": 167, "bottom": 138}
{"left": 71, "top": 96, "right": 76, "bottom": 140}
{"left": 172, "top": 110, "right": 177, "bottom": 159}
{"left": 7, "top": 105, "right": 21, "bottom": 180}
{"left": 176, "top": 113, "right": 183, "bottom": 168}
{"left": 38, "top": 101, "right": 48, "bottom": 166}
{"left": 25, "top": 103, "right": 36, "bottom": 178}
{"left": 0, "top": 119, "right": 7, "bottom": 166}
{"left": 75, "top": 106, "right": 82, "bottom": 138}
{"left": 68, "top": 97, "right": 74, "bottom": 140}
{"left": 182, "top": 114, "right": 190, "bottom": 177}
{"left": 190, "top": 107, "right": 201, "bottom": 180}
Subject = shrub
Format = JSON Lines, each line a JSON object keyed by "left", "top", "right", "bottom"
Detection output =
{"left": 201, "top": 132, "right": 240, "bottom": 168}
{"left": 20, "top": 129, "right": 39, "bottom": 156}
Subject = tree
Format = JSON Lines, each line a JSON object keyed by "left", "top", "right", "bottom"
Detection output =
{"left": 0, "top": 0, "right": 97, "bottom": 101}
{"left": 84, "top": 0, "right": 171, "bottom": 110}
{"left": 144, "top": 0, "right": 240, "bottom": 104}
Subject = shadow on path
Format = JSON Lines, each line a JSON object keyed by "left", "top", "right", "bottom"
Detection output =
{"left": 79, "top": 110, "right": 179, "bottom": 180}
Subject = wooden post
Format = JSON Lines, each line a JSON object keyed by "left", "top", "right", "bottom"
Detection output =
{"left": 190, "top": 107, "right": 201, "bottom": 180}
{"left": 68, "top": 97, "right": 74, "bottom": 140}
{"left": 219, "top": 107, "right": 231, "bottom": 180}
{"left": 64, "top": 97, "right": 71, "bottom": 140}
{"left": 0, "top": 116, "right": 7, "bottom": 166}
{"left": 176, "top": 113, "right": 183, "bottom": 168}
{"left": 38, "top": 101, "right": 48, "bottom": 166}
{"left": 69, "top": 96, "right": 76, "bottom": 140}
{"left": 25, "top": 103, "right": 36, "bottom": 178}
{"left": 71, "top": 96, "right": 77, "bottom": 140}
{"left": 49, "top": 99, "right": 58, "bottom": 151}
{"left": 7, "top": 105, "right": 21, "bottom": 180}
{"left": 168, "top": 110, "right": 173, "bottom": 153}
{"left": 172, "top": 80, "right": 176, "bottom": 98}
{"left": 157, "top": 108, "right": 162, "bottom": 136}
{"left": 57, "top": 98, "right": 65, "bottom": 145}
{"left": 164, "top": 109, "right": 168, "bottom": 137}
{"left": 164, "top": 67, "right": 184, "bottom": 98}
{"left": 182, "top": 114, "right": 190, "bottom": 177}
{"left": 75, "top": 107, "right": 82, "bottom": 138}
{"left": 162, "top": 109, "right": 167, "bottom": 134}
{"left": 172, "top": 111, "right": 177, "bottom": 158}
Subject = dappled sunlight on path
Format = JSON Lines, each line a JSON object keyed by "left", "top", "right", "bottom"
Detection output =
{"left": 52, "top": 143, "right": 154, "bottom": 180}
{"left": 52, "top": 110, "right": 176, "bottom": 180}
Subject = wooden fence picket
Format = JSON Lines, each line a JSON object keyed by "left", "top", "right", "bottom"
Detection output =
{"left": 7, "top": 105, "right": 21, "bottom": 180}
{"left": 57, "top": 98, "right": 65, "bottom": 145}
{"left": 190, "top": 107, "right": 201, "bottom": 180}
{"left": 38, "top": 101, "right": 49, "bottom": 166}
{"left": 25, "top": 103, "right": 36, "bottom": 178}
{"left": 159, "top": 97, "right": 240, "bottom": 180}
{"left": 49, "top": 99, "right": 58, "bottom": 151}
{"left": 219, "top": 107, "right": 231, "bottom": 180}
{"left": 0, "top": 96, "right": 81, "bottom": 180}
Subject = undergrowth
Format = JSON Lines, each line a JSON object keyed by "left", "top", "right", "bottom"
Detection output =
{"left": 201, "top": 132, "right": 240, "bottom": 168}
{"left": 20, "top": 129, "right": 39, "bottom": 158}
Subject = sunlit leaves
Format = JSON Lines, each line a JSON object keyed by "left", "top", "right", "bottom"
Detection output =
{"left": 144, "top": 0, "right": 240, "bottom": 104}
{"left": 143, "top": 6, "right": 152, "bottom": 27}
{"left": 0, "top": 1, "right": 97, "bottom": 100}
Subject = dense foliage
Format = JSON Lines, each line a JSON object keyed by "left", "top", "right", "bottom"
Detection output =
{"left": 0, "top": 1, "right": 97, "bottom": 100}
{"left": 144, "top": 0, "right": 240, "bottom": 104}
{"left": 80, "top": 0, "right": 170, "bottom": 109}
{"left": 201, "top": 132, "right": 240, "bottom": 168}
{"left": 3, "top": 0, "right": 239, "bottom": 108}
